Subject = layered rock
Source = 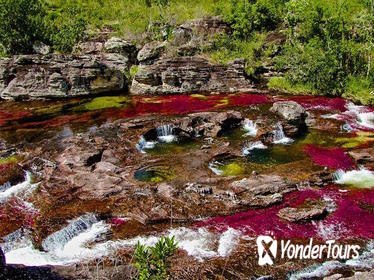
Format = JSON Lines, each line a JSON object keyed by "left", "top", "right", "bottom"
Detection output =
{"left": 131, "top": 57, "right": 255, "bottom": 95}
{"left": 0, "top": 38, "right": 136, "bottom": 100}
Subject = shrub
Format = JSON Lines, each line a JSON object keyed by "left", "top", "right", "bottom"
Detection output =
{"left": 0, "top": 0, "right": 45, "bottom": 54}
{"left": 133, "top": 236, "right": 178, "bottom": 280}
{"left": 43, "top": 5, "right": 87, "bottom": 53}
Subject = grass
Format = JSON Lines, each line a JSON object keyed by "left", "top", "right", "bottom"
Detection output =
{"left": 343, "top": 76, "right": 374, "bottom": 106}
{"left": 46, "top": 0, "right": 219, "bottom": 39}
{"left": 267, "top": 77, "right": 316, "bottom": 95}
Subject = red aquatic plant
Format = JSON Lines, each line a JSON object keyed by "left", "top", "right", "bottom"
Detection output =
{"left": 304, "top": 144, "right": 355, "bottom": 171}
{"left": 195, "top": 186, "right": 374, "bottom": 240}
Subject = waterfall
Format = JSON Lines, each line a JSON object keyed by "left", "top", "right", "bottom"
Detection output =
{"left": 42, "top": 214, "right": 99, "bottom": 253}
{"left": 272, "top": 123, "right": 294, "bottom": 144}
{"left": 242, "top": 141, "right": 267, "bottom": 156}
{"left": 208, "top": 160, "right": 224, "bottom": 176}
{"left": 156, "top": 124, "right": 176, "bottom": 143}
{"left": 243, "top": 119, "right": 258, "bottom": 137}
{"left": 136, "top": 136, "right": 157, "bottom": 153}
{"left": 333, "top": 168, "right": 374, "bottom": 188}
{"left": 0, "top": 172, "right": 34, "bottom": 203}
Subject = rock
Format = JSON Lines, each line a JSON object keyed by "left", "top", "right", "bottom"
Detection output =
{"left": 340, "top": 270, "right": 374, "bottom": 279}
{"left": 0, "top": 54, "right": 127, "bottom": 100}
{"left": 104, "top": 37, "right": 137, "bottom": 62}
{"left": 137, "top": 42, "right": 166, "bottom": 64}
{"left": 270, "top": 101, "right": 307, "bottom": 137}
{"left": 131, "top": 57, "right": 254, "bottom": 95}
{"left": 324, "top": 274, "right": 343, "bottom": 280}
{"left": 0, "top": 246, "right": 5, "bottom": 269}
{"left": 184, "top": 183, "right": 213, "bottom": 195}
{"left": 32, "top": 41, "right": 51, "bottom": 55}
{"left": 278, "top": 199, "right": 327, "bottom": 223}
{"left": 180, "top": 16, "right": 230, "bottom": 37}
{"left": 68, "top": 171, "right": 124, "bottom": 199}
{"left": 177, "top": 110, "right": 243, "bottom": 138}
{"left": 231, "top": 175, "right": 295, "bottom": 208}
{"left": 94, "top": 161, "right": 121, "bottom": 173}
{"left": 172, "top": 27, "right": 192, "bottom": 46}
{"left": 73, "top": 41, "right": 104, "bottom": 54}
{"left": 349, "top": 148, "right": 374, "bottom": 164}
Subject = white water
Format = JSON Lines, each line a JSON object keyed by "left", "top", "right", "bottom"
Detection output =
{"left": 0, "top": 172, "right": 36, "bottom": 203}
{"left": 272, "top": 123, "right": 294, "bottom": 145}
{"left": 42, "top": 214, "right": 99, "bottom": 253}
{"left": 289, "top": 241, "right": 374, "bottom": 279}
{"left": 327, "top": 102, "right": 374, "bottom": 130}
{"left": 4, "top": 215, "right": 241, "bottom": 266}
{"left": 242, "top": 141, "right": 267, "bottom": 156}
{"left": 217, "top": 228, "right": 241, "bottom": 257}
{"left": 136, "top": 136, "right": 157, "bottom": 153}
{"left": 243, "top": 119, "right": 258, "bottom": 137}
{"left": 157, "top": 124, "right": 176, "bottom": 143}
{"left": 333, "top": 168, "right": 374, "bottom": 188}
{"left": 208, "top": 160, "right": 224, "bottom": 176}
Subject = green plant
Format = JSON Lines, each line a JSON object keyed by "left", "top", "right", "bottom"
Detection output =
{"left": 133, "top": 236, "right": 178, "bottom": 280}
{"left": 0, "top": 0, "right": 45, "bottom": 54}
{"left": 44, "top": 6, "right": 87, "bottom": 53}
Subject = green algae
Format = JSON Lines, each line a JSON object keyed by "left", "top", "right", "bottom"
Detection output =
{"left": 220, "top": 162, "right": 245, "bottom": 176}
{"left": 335, "top": 132, "right": 374, "bottom": 148}
{"left": 134, "top": 166, "right": 174, "bottom": 183}
{"left": 74, "top": 96, "right": 130, "bottom": 111}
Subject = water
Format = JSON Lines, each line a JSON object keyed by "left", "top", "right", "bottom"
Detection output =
{"left": 156, "top": 124, "right": 176, "bottom": 143}
{"left": 243, "top": 119, "right": 258, "bottom": 137}
{"left": 42, "top": 214, "right": 99, "bottom": 253}
{"left": 136, "top": 136, "right": 157, "bottom": 153}
{"left": 272, "top": 123, "right": 294, "bottom": 144}
{"left": 242, "top": 141, "right": 267, "bottom": 156}
{"left": 0, "top": 172, "right": 34, "bottom": 203}
{"left": 333, "top": 168, "right": 374, "bottom": 188}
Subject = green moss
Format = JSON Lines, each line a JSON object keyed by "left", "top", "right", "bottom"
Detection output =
{"left": 74, "top": 96, "right": 130, "bottom": 111}
{"left": 267, "top": 77, "right": 316, "bottom": 95}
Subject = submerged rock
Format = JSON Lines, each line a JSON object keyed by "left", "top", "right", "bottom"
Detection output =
{"left": 270, "top": 101, "right": 307, "bottom": 137}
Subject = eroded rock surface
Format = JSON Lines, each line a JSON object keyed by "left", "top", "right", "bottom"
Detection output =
{"left": 277, "top": 199, "right": 328, "bottom": 222}
{"left": 131, "top": 57, "right": 255, "bottom": 95}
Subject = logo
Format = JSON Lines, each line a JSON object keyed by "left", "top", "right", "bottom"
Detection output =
{"left": 256, "top": 236, "right": 361, "bottom": 266}
{"left": 257, "top": 235, "right": 277, "bottom": 266}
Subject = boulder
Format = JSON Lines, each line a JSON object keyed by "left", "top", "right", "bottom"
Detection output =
{"left": 278, "top": 199, "right": 327, "bottom": 223}
{"left": 32, "top": 41, "right": 51, "bottom": 55}
{"left": 104, "top": 37, "right": 137, "bottom": 63}
{"left": 177, "top": 110, "right": 243, "bottom": 138}
{"left": 0, "top": 54, "right": 127, "bottom": 100}
{"left": 131, "top": 57, "right": 254, "bottom": 95}
{"left": 137, "top": 42, "right": 166, "bottom": 64}
{"left": 270, "top": 101, "right": 307, "bottom": 137}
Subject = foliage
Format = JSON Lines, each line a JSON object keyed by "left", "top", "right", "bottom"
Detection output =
{"left": 0, "top": 0, "right": 45, "bottom": 54}
{"left": 44, "top": 5, "right": 87, "bottom": 53}
{"left": 268, "top": 77, "right": 316, "bottom": 95}
{"left": 276, "top": 0, "right": 374, "bottom": 96}
{"left": 133, "top": 236, "right": 178, "bottom": 280}
{"left": 207, "top": 33, "right": 266, "bottom": 77}
{"left": 217, "top": 0, "right": 286, "bottom": 39}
